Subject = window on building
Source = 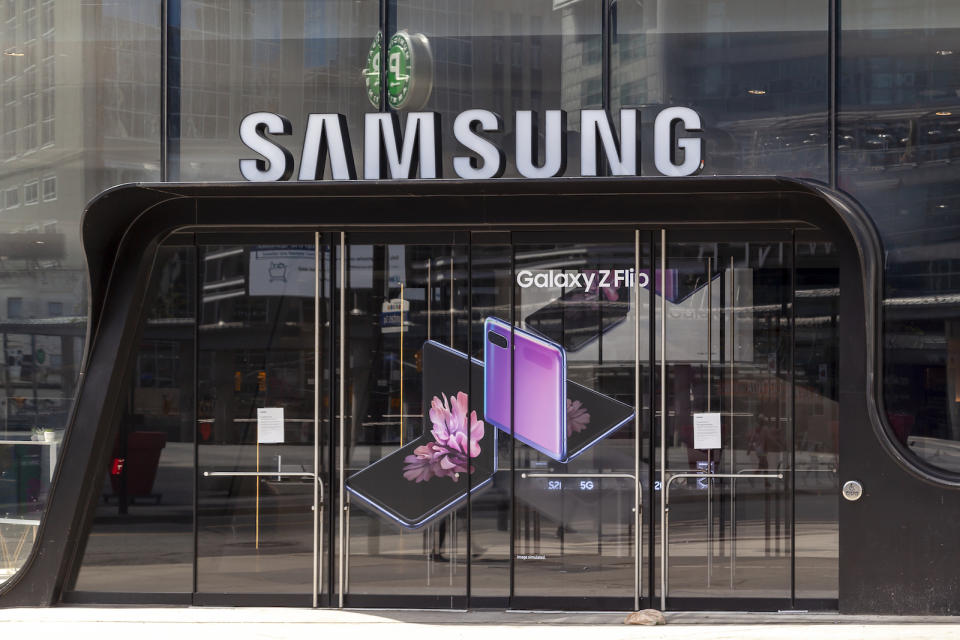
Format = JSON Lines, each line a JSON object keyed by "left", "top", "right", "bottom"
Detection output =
{"left": 24, "top": 180, "right": 38, "bottom": 205}
{"left": 7, "top": 297, "right": 23, "bottom": 319}
{"left": 581, "top": 37, "right": 601, "bottom": 66}
{"left": 583, "top": 77, "right": 602, "bottom": 106}
{"left": 40, "top": 57, "right": 54, "bottom": 147}
{"left": 21, "top": 67, "right": 37, "bottom": 152}
{"left": 41, "top": 0, "right": 54, "bottom": 36}
{"left": 47, "top": 301, "right": 62, "bottom": 317}
{"left": 24, "top": 5, "right": 36, "bottom": 42}
{"left": 2, "top": 70, "right": 15, "bottom": 158}
{"left": 41, "top": 175, "right": 55, "bottom": 201}
{"left": 4, "top": 1, "right": 16, "bottom": 40}
{"left": 5, "top": 186, "right": 19, "bottom": 209}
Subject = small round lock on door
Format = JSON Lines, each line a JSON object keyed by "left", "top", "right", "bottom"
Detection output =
{"left": 842, "top": 480, "right": 864, "bottom": 501}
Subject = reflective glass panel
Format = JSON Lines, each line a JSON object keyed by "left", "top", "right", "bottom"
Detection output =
{"left": 395, "top": 0, "right": 601, "bottom": 177}
{"left": 840, "top": 0, "right": 960, "bottom": 474}
{"left": 178, "top": 0, "right": 379, "bottom": 180}
{"left": 195, "top": 236, "right": 328, "bottom": 596}
{"left": 793, "top": 231, "right": 839, "bottom": 599}
{"left": 614, "top": 0, "right": 829, "bottom": 179}
{"left": 74, "top": 243, "right": 196, "bottom": 593}
{"left": 0, "top": 0, "right": 161, "bottom": 586}
{"left": 659, "top": 233, "right": 793, "bottom": 602}
{"left": 466, "top": 239, "right": 513, "bottom": 600}
{"left": 509, "top": 233, "right": 647, "bottom": 606}
{"left": 341, "top": 236, "right": 471, "bottom": 605}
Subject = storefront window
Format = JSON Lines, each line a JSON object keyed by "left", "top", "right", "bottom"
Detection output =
{"left": 74, "top": 244, "right": 195, "bottom": 593}
{"left": 840, "top": 0, "right": 960, "bottom": 474}
{"left": 0, "top": 0, "right": 160, "bottom": 586}
{"left": 63, "top": 217, "right": 840, "bottom": 607}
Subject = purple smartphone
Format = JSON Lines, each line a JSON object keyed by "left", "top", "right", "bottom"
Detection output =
{"left": 484, "top": 316, "right": 567, "bottom": 460}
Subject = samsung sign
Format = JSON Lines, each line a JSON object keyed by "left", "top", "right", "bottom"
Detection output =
{"left": 238, "top": 107, "right": 703, "bottom": 182}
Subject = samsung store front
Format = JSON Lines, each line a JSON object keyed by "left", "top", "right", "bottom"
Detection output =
{"left": 3, "top": 173, "right": 913, "bottom": 614}
{"left": 2, "top": 0, "right": 960, "bottom": 618}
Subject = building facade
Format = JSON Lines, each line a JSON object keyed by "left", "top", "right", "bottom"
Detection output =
{"left": 0, "top": 0, "right": 958, "bottom": 614}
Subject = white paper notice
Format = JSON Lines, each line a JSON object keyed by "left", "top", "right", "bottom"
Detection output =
{"left": 693, "top": 412, "right": 721, "bottom": 450}
{"left": 257, "top": 407, "right": 285, "bottom": 444}
{"left": 248, "top": 246, "right": 316, "bottom": 298}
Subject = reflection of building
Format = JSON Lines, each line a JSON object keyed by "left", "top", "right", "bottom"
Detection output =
{"left": 0, "top": 1, "right": 161, "bottom": 432}
{"left": 0, "top": 1, "right": 160, "bottom": 586}
{"left": 178, "top": 0, "right": 375, "bottom": 180}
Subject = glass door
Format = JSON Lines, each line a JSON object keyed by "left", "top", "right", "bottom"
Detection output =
{"left": 335, "top": 229, "right": 649, "bottom": 609}
{"left": 70, "top": 221, "right": 837, "bottom": 610}
{"left": 331, "top": 225, "right": 838, "bottom": 611}
{"left": 506, "top": 231, "right": 648, "bottom": 609}
{"left": 657, "top": 230, "right": 811, "bottom": 609}
{"left": 339, "top": 233, "right": 472, "bottom": 608}
{"left": 195, "top": 234, "right": 331, "bottom": 605}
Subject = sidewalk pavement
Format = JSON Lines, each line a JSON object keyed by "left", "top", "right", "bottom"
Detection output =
{"left": 0, "top": 607, "right": 958, "bottom": 640}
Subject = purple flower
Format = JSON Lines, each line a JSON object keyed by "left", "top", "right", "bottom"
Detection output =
{"left": 567, "top": 399, "right": 591, "bottom": 436}
{"left": 403, "top": 391, "right": 484, "bottom": 483}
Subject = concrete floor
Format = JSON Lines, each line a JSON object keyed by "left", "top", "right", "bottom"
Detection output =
{"left": 0, "top": 607, "right": 957, "bottom": 640}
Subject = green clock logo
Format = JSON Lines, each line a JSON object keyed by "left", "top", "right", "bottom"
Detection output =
{"left": 387, "top": 32, "right": 414, "bottom": 109}
{"left": 362, "top": 31, "right": 382, "bottom": 109}
{"left": 362, "top": 30, "right": 433, "bottom": 111}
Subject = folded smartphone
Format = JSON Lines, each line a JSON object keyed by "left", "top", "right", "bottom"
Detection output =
{"left": 346, "top": 341, "right": 495, "bottom": 529}
{"left": 484, "top": 316, "right": 633, "bottom": 463}
{"left": 485, "top": 316, "right": 567, "bottom": 460}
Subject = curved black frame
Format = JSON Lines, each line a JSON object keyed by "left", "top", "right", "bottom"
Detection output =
{"left": 1, "top": 177, "right": 958, "bottom": 613}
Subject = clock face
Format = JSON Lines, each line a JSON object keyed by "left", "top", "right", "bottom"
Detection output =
{"left": 387, "top": 32, "right": 413, "bottom": 110}
{"left": 362, "top": 31, "right": 382, "bottom": 109}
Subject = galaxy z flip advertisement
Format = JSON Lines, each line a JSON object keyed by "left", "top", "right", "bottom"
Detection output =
{"left": 347, "top": 265, "right": 641, "bottom": 529}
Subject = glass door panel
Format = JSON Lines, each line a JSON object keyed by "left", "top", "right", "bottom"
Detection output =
{"left": 793, "top": 231, "right": 839, "bottom": 600}
{"left": 659, "top": 232, "right": 793, "bottom": 606}
{"left": 340, "top": 234, "right": 472, "bottom": 606}
{"left": 508, "top": 232, "right": 647, "bottom": 608}
{"left": 466, "top": 237, "right": 514, "bottom": 601}
{"left": 331, "top": 225, "right": 836, "bottom": 610}
{"left": 196, "top": 236, "right": 329, "bottom": 599}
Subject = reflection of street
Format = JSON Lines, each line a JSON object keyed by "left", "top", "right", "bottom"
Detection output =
{"left": 76, "top": 440, "right": 194, "bottom": 591}
{"left": 74, "top": 435, "right": 838, "bottom": 599}
{"left": 906, "top": 436, "right": 960, "bottom": 474}
{"left": 73, "top": 234, "right": 841, "bottom": 603}
{"left": 78, "top": 514, "right": 839, "bottom": 598}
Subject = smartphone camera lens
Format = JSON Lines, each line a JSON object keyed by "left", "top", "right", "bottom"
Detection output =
{"left": 488, "top": 331, "right": 508, "bottom": 349}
